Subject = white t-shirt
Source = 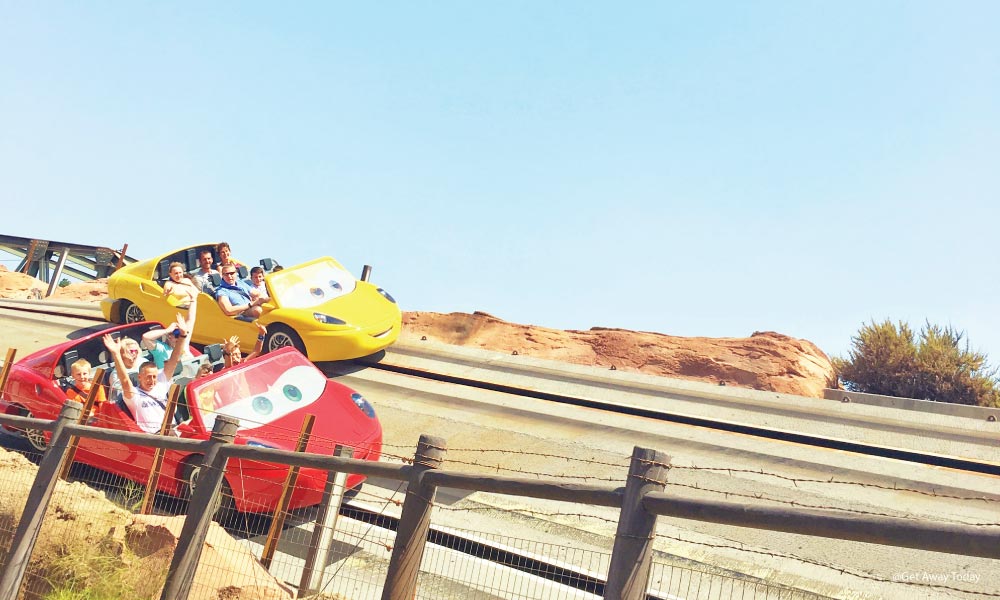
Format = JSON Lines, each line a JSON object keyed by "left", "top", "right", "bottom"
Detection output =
{"left": 124, "top": 371, "right": 171, "bottom": 434}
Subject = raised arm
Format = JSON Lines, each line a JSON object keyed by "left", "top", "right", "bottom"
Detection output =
{"left": 222, "top": 335, "right": 240, "bottom": 369}
{"left": 244, "top": 322, "right": 267, "bottom": 361}
{"left": 102, "top": 334, "right": 134, "bottom": 400}
{"left": 162, "top": 327, "right": 189, "bottom": 379}
{"left": 141, "top": 323, "right": 176, "bottom": 349}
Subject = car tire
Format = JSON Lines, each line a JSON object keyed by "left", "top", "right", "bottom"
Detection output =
{"left": 264, "top": 324, "right": 306, "bottom": 355}
{"left": 181, "top": 459, "right": 235, "bottom": 522}
{"left": 121, "top": 300, "right": 145, "bottom": 324}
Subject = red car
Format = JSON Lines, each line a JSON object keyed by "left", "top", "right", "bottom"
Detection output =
{"left": 0, "top": 322, "right": 382, "bottom": 516}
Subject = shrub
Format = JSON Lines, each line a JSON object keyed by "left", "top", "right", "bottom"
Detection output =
{"left": 834, "top": 319, "right": 999, "bottom": 407}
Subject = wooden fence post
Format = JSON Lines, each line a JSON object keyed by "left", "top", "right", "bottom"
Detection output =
{"left": 159, "top": 415, "right": 239, "bottom": 600}
{"left": 381, "top": 434, "right": 447, "bottom": 600}
{"left": 0, "top": 348, "right": 16, "bottom": 392}
{"left": 605, "top": 446, "right": 671, "bottom": 600}
{"left": 140, "top": 383, "right": 182, "bottom": 514}
{"left": 60, "top": 367, "right": 107, "bottom": 480}
{"left": 0, "top": 400, "right": 82, "bottom": 600}
{"left": 261, "top": 414, "right": 316, "bottom": 569}
{"left": 298, "top": 444, "right": 354, "bottom": 597}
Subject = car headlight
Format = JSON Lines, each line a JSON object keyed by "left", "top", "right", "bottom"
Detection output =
{"left": 351, "top": 392, "right": 376, "bottom": 418}
{"left": 313, "top": 313, "right": 347, "bottom": 325}
{"left": 377, "top": 288, "right": 396, "bottom": 304}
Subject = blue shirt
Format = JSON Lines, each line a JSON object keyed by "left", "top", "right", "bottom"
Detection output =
{"left": 148, "top": 339, "right": 171, "bottom": 369}
{"left": 215, "top": 279, "right": 254, "bottom": 308}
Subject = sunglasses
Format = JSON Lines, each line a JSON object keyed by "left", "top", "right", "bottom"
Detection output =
{"left": 222, "top": 271, "right": 237, "bottom": 276}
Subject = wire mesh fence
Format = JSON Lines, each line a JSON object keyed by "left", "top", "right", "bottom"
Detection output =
{"left": 646, "top": 560, "right": 829, "bottom": 600}
{"left": 0, "top": 412, "right": 995, "bottom": 600}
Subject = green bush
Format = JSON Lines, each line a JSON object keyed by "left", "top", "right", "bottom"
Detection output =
{"left": 834, "top": 319, "right": 999, "bottom": 407}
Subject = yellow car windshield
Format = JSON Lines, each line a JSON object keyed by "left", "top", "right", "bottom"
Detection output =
{"left": 266, "top": 259, "right": 357, "bottom": 309}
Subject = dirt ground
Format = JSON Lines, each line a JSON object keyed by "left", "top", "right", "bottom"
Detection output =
{"left": 0, "top": 266, "right": 836, "bottom": 397}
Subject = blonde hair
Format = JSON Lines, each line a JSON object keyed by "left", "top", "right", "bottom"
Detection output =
{"left": 70, "top": 358, "right": 92, "bottom": 376}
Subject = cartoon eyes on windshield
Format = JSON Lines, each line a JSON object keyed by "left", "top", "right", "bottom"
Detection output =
{"left": 217, "top": 366, "right": 326, "bottom": 428}
{"left": 283, "top": 384, "right": 303, "bottom": 402}
{"left": 251, "top": 383, "right": 306, "bottom": 416}
{"left": 309, "top": 280, "right": 345, "bottom": 300}
{"left": 252, "top": 396, "right": 273, "bottom": 415}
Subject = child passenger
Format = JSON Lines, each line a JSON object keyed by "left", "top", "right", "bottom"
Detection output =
{"left": 66, "top": 358, "right": 107, "bottom": 404}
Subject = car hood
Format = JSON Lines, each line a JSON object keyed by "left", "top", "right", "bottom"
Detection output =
{"left": 238, "top": 380, "right": 381, "bottom": 456}
{"left": 185, "top": 348, "right": 381, "bottom": 455}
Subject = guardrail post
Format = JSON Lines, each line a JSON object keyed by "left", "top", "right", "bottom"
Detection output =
{"left": 381, "top": 434, "right": 447, "bottom": 600}
{"left": 298, "top": 444, "right": 354, "bottom": 597}
{"left": 605, "top": 446, "right": 671, "bottom": 600}
{"left": 159, "top": 415, "right": 239, "bottom": 600}
{"left": 0, "top": 400, "right": 82, "bottom": 600}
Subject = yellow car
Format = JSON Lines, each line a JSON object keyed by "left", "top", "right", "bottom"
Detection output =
{"left": 101, "top": 244, "right": 401, "bottom": 361}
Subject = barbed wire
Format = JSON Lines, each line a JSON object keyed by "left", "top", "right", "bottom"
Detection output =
{"left": 445, "top": 447, "right": 632, "bottom": 467}
{"left": 440, "top": 456, "right": 624, "bottom": 482}
{"left": 6, "top": 377, "right": 994, "bottom": 503}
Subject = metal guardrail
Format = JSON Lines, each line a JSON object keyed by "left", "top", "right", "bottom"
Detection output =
{"left": 824, "top": 388, "right": 1000, "bottom": 421}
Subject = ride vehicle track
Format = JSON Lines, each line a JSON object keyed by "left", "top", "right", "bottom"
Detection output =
{"left": 2, "top": 298, "right": 997, "bottom": 476}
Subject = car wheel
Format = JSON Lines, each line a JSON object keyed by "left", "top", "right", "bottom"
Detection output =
{"left": 181, "top": 459, "right": 235, "bottom": 522}
{"left": 264, "top": 324, "right": 306, "bottom": 355}
{"left": 121, "top": 300, "right": 145, "bottom": 324}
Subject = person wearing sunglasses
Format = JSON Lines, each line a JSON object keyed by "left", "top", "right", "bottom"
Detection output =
{"left": 215, "top": 266, "right": 264, "bottom": 320}
{"left": 106, "top": 337, "right": 144, "bottom": 396}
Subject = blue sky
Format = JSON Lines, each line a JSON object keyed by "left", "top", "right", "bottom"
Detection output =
{"left": 2, "top": 2, "right": 998, "bottom": 361}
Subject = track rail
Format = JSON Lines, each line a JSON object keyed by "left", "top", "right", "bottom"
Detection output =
{"left": 2, "top": 299, "right": 998, "bottom": 476}
{"left": 362, "top": 361, "right": 1000, "bottom": 476}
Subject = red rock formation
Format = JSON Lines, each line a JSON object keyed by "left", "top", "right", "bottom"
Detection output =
{"left": 0, "top": 271, "right": 836, "bottom": 398}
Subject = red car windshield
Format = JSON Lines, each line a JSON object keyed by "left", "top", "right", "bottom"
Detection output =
{"left": 188, "top": 350, "right": 328, "bottom": 431}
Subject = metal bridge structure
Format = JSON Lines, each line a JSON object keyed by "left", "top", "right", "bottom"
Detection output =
{"left": 0, "top": 234, "right": 134, "bottom": 297}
